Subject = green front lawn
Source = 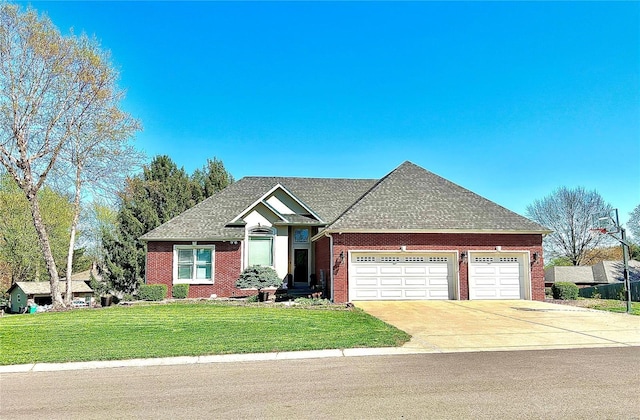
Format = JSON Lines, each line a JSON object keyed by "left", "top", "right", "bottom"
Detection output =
{"left": 589, "top": 300, "right": 640, "bottom": 316}
{"left": 0, "top": 302, "right": 410, "bottom": 365}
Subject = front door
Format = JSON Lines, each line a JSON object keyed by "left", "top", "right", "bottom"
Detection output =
{"left": 294, "top": 249, "right": 308, "bottom": 284}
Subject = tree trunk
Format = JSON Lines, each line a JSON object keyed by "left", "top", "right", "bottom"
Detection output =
{"left": 64, "top": 166, "right": 83, "bottom": 305}
{"left": 27, "top": 190, "right": 64, "bottom": 308}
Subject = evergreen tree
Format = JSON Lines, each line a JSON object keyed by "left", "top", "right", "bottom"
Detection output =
{"left": 192, "top": 158, "right": 236, "bottom": 201}
{"left": 101, "top": 155, "right": 233, "bottom": 293}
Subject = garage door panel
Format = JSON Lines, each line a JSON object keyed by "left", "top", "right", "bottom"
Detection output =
{"left": 380, "top": 290, "right": 403, "bottom": 298}
{"left": 499, "top": 277, "right": 520, "bottom": 286}
{"left": 427, "top": 266, "right": 448, "bottom": 275}
{"left": 498, "top": 266, "right": 519, "bottom": 275}
{"left": 355, "top": 266, "right": 378, "bottom": 275}
{"left": 405, "top": 290, "right": 428, "bottom": 298}
{"left": 473, "top": 290, "right": 499, "bottom": 299}
{"left": 353, "top": 277, "right": 378, "bottom": 286}
{"left": 472, "top": 266, "right": 497, "bottom": 275}
{"left": 405, "top": 277, "right": 427, "bottom": 286}
{"left": 429, "top": 277, "right": 449, "bottom": 287}
{"left": 380, "top": 266, "right": 403, "bottom": 275}
{"left": 380, "top": 278, "right": 402, "bottom": 286}
{"left": 429, "top": 290, "right": 450, "bottom": 299}
{"left": 474, "top": 278, "right": 498, "bottom": 286}
{"left": 499, "top": 289, "right": 521, "bottom": 299}
{"left": 404, "top": 267, "right": 427, "bottom": 275}
{"left": 354, "top": 290, "right": 378, "bottom": 299}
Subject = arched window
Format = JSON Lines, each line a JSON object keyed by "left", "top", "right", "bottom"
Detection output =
{"left": 248, "top": 226, "right": 275, "bottom": 267}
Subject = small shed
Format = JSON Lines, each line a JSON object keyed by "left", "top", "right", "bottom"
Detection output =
{"left": 8, "top": 281, "right": 94, "bottom": 313}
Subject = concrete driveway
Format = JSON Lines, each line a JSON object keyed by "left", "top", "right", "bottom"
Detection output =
{"left": 356, "top": 300, "right": 640, "bottom": 353}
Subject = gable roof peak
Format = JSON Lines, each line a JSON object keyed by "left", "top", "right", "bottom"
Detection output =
{"left": 325, "top": 161, "right": 550, "bottom": 233}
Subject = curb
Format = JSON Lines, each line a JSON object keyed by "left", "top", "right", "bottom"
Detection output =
{"left": 0, "top": 347, "right": 428, "bottom": 374}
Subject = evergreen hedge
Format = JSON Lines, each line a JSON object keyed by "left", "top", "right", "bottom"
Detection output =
{"left": 552, "top": 281, "right": 579, "bottom": 300}
{"left": 172, "top": 284, "right": 189, "bottom": 299}
{"left": 138, "top": 284, "right": 168, "bottom": 301}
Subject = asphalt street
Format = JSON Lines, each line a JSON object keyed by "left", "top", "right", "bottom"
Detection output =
{"left": 1, "top": 347, "right": 639, "bottom": 419}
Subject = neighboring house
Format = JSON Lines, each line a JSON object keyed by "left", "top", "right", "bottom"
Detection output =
{"left": 141, "top": 161, "right": 550, "bottom": 303}
{"left": 545, "top": 260, "right": 640, "bottom": 288}
{"left": 8, "top": 281, "right": 94, "bottom": 313}
{"left": 70, "top": 267, "right": 101, "bottom": 283}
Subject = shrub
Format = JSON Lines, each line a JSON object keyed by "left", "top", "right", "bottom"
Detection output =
{"left": 172, "top": 284, "right": 189, "bottom": 299}
{"left": 552, "top": 282, "right": 579, "bottom": 300}
{"left": 89, "top": 273, "right": 108, "bottom": 297}
{"left": 245, "top": 294, "right": 259, "bottom": 303}
{"left": 294, "top": 297, "right": 331, "bottom": 306}
{"left": 138, "top": 284, "right": 168, "bottom": 301}
{"left": 235, "top": 266, "right": 282, "bottom": 291}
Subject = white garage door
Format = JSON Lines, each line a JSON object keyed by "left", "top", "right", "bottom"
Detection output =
{"left": 469, "top": 254, "right": 523, "bottom": 299}
{"left": 349, "top": 253, "right": 454, "bottom": 301}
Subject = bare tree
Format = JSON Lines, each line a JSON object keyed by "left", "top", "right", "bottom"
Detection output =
{"left": 0, "top": 4, "right": 138, "bottom": 307}
{"left": 59, "top": 101, "right": 142, "bottom": 305}
{"left": 628, "top": 204, "right": 640, "bottom": 243}
{"left": 526, "top": 186, "right": 613, "bottom": 266}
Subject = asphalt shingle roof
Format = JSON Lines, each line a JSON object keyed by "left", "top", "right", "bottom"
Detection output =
{"left": 327, "top": 161, "right": 549, "bottom": 232}
{"left": 140, "top": 161, "right": 549, "bottom": 241}
{"left": 140, "top": 177, "right": 376, "bottom": 241}
{"left": 11, "top": 281, "right": 93, "bottom": 295}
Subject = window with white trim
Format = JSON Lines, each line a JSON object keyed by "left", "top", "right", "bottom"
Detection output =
{"left": 248, "top": 226, "right": 275, "bottom": 267}
{"left": 174, "top": 245, "right": 214, "bottom": 284}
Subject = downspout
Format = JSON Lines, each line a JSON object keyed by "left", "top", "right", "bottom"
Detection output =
{"left": 323, "top": 231, "right": 334, "bottom": 302}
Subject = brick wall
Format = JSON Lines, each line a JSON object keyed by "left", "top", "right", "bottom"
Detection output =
{"left": 313, "top": 235, "right": 332, "bottom": 297}
{"left": 146, "top": 241, "right": 243, "bottom": 298}
{"left": 317, "top": 233, "right": 544, "bottom": 303}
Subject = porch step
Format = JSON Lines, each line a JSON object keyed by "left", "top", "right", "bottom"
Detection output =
{"left": 274, "top": 285, "right": 322, "bottom": 301}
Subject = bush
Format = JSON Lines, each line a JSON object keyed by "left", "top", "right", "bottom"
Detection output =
{"left": 138, "top": 284, "right": 168, "bottom": 301}
{"left": 172, "top": 284, "right": 189, "bottom": 299}
{"left": 89, "top": 273, "right": 108, "bottom": 297}
{"left": 235, "top": 266, "right": 282, "bottom": 291}
{"left": 294, "top": 297, "right": 331, "bottom": 306}
{"left": 552, "top": 282, "right": 579, "bottom": 300}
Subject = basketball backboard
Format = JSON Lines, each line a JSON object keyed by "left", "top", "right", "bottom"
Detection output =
{"left": 593, "top": 209, "right": 619, "bottom": 234}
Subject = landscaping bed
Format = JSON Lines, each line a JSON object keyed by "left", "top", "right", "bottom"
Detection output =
{"left": 0, "top": 301, "right": 410, "bottom": 365}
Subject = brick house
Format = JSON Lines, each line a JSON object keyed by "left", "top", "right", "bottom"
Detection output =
{"left": 141, "top": 161, "right": 550, "bottom": 302}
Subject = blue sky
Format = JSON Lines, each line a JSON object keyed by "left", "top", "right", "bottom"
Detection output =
{"left": 21, "top": 1, "right": 640, "bottom": 223}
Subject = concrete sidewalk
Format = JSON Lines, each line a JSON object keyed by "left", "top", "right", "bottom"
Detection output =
{"left": 0, "top": 347, "right": 433, "bottom": 374}
{"left": 355, "top": 300, "right": 640, "bottom": 353}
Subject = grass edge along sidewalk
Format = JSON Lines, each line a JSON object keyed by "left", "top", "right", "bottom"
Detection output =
{"left": 0, "top": 302, "right": 410, "bottom": 366}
